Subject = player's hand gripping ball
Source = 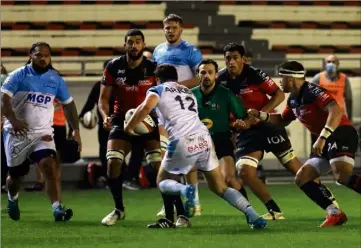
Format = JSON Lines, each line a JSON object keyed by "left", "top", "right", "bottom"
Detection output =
{"left": 124, "top": 109, "right": 156, "bottom": 135}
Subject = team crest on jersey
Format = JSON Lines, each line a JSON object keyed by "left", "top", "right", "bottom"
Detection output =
{"left": 292, "top": 107, "right": 311, "bottom": 120}
{"left": 115, "top": 77, "right": 126, "bottom": 85}
{"left": 204, "top": 101, "right": 220, "bottom": 110}
{"left": 201, "top": 118, "right": 213, "bottom": 129}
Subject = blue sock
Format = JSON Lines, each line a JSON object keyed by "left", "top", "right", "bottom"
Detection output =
{"left": 245, "top": 207, "right": 260, "bottom": 223}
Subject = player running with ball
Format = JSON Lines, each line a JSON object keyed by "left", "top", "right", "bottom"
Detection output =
{"left": 125, "top": 64, "right": 267, "bottom": 229}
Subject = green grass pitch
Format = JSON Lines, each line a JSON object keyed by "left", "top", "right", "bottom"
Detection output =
{"left": 1, "top": 184, "right": 360, "bottom": 248}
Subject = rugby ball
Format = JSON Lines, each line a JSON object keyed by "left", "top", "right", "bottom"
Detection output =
{"left": 82, "top": 111, "right": 97, "bottom": 129}
{"left": 125, "top": 108, "right": 156, "bottom": 135}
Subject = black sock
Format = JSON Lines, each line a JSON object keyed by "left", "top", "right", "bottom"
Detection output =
{"left": 239, "top": 187, "right": 248, "bottom": 200}
{"left": 319, "top": 183, "right": 336, "bottom": 200}
{"left": 347, "top": 175, "right": 361, "bottom": 194}
{"left": 108, "top": 175, "right": 124, "bottom": 211}
{"left": 172, "top": 195, "right": 185, "bottom": 216}
{"left": 265, "top": 199, "right": 281, "bottom": 212}
{"left": 300, "top": 181, "right": 333, "bottom": 210}
{"left": 161, "top": 193, "right": 175, "bottom": 222}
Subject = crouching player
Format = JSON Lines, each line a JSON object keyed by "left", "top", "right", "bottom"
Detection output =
{"left": 249, "top": 60, "right": 360, "bottom": 227}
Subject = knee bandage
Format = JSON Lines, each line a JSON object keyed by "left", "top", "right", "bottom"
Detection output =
{"left": 160, "top": 135, "right": 168, "bottom": 152}
{"left": 145, "top": 149, "right": 162, "bottom": 164}
{"left": 106, "top": 149, "right": 125, "bottom": 163}
{"left": 236, "top": 156, "right": 259, "bottom": 169}
{"left": 277, "top": 148, "right": 296, "bottom": 165}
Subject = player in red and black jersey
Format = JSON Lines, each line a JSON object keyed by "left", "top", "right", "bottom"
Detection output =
{"left": 217, "top": 43, "right": 338, "bottom": 220}
{"left": 249, "top": 60, "right": 360, "bottom": 227}
{"left": 98, "top": 29, "right": 164, "bottom": 226}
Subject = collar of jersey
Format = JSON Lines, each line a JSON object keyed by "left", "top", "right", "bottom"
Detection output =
{"left": 166, "top": 40, "right": 184, "bottom": 49}
{"left": 201, "top": 84, "right": 218, "bottom": 100}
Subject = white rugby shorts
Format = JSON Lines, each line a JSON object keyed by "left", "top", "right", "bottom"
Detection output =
{"left": 3, "top": 132, "right": 56, "bottom": 167}
{"left": 161, "top": 131, "right": 218, "bottom": 175}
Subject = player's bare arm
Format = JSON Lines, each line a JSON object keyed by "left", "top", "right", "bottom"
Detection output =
{"left": 124, "top": 94, "right": 159, "bottom": 134}
{"left": 323, "top": 100, "right": 343, "bottom": 131}
{"left": 261, "top": 88, "right": 285, "bottom": 113}
{"left": 1, "top": 92, "right": 29, "bottom": 136}
{"left": 98, "top": 84, "right": 112, "bottom": 129}
{"left": 312, "top": 100, "right": 343, "bottom": 156}
{"left": 63, "top": 100, "right": 82, "bottom": 152}
{"left": 248, "top": 109, "right": 292, "bottom": 127}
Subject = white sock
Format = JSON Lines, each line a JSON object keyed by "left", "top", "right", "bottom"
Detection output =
{"left": 52, "top": 201, "right": 61, "bottom": 210}
{"left": 159, "top": 179, "right": 187, "bottom": 196}
{"left": 8, "top": 191, "right": 18, "bottom": 201}
{"left": 222, "top": 188, "right": 259, "bottom": 222}
{"left": 326, "top": 204, "right": 341, "bottom": 215}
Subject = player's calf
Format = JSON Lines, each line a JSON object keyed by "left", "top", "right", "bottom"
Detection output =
{"left": 331, "top": 160, "right": 361, "bottom": 194}
{"left": 6, "top": 161, "right": 30, "bottom": 221}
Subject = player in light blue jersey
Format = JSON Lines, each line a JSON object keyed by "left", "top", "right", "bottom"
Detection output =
{"left": 153, "top": 13, "right": 204, "bottom": 217}
{"left": 1, "top": 42, "right": 82, "bottom": 222}
{"left": 153, "top": 14, "right": 203, "bottom": 89}
{"left": 125, "top": 64, "right": 267, "bottom": 229}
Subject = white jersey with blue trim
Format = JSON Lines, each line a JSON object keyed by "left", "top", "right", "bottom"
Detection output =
{"left": 147, "top": 81, "right": 207, "bottom": 141}
{"left": 1, "top": 64, "right": 72, "bottom": 135}
{"left": 153, "top": 40, "right": 203, "bottom": 82}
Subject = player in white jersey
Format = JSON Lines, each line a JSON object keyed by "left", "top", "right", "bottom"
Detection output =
{"left": 1, "top": 42, "right": 82, "bottom": 222}
{"left": 125, "top": 64, "right": 267, "bottom": 229}
{"left": 153, "top": 13, "right": 203, "bottom": 217}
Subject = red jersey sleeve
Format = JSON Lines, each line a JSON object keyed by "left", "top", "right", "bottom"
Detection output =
{"left": 281, "top": 104, "right": 297, "bottom": 121}
{"left": 255, "top": 68, "right": 279, "bottom": 95}
{"left": 101, "top": 61, "right": 115, "bottom": 86}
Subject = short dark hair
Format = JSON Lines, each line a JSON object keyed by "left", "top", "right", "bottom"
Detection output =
{"left": 198, "top": 59, "right": 219, "bottom": 73}
{"left": 278, "top": 60, "right": 305, "bottom": 78}
{"left": 244, "top": 50, "right": 253, "bottom": 58}
{"left": 155, "top": 64, "right": 178, "bottom": 83}
{"left": 163, "top": 14, "right": 183, "bottom": 27}
{"left": 124, "top": 29, "right": 145, "bottom": 43}
{"left": 223, "top": 42, "right": 245, "bottom": 57}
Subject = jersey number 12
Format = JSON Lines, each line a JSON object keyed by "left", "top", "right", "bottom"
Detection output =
{"left": 175, "top": 95, "right": 196, "bottom": 112}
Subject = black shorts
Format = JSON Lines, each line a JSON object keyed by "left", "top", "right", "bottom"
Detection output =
{"left": 53, "top": 125, "right": 66, "bottom": 151}
{"left": 108, "top": 114, "right": 160, "bottom": 144}
{"left": 311, "top": 125, "right": 359, "bottom": 161}
{"left": 235, "top": 122, "right": 292, "bottom": 160}
{"left": 212, "top": 135, "right": 234, "bottom": 159}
